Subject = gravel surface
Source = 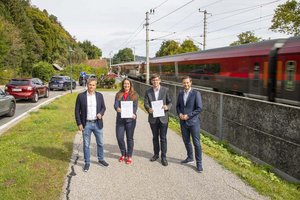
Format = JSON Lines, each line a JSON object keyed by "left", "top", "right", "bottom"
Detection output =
{"left": 61, "top": 91, "right": 268, "bottom": 200}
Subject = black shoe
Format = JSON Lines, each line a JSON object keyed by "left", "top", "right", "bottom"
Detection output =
{"left": 150, "top": 155, "right": 159, "bottom": 162}
{"left": 196, "top": 165, "right": 203, "bottom": 173}
{"left": 161, "top": 158, "right": 168, "bottom": 166}
{"left": 98, "top": 160, "right": 109, "bottom": 167}
{"left": 83, "top": 163, "right": 90, "bottom": 172}
{"left": 181, "top": 158, "right": 194, "bottom": 164}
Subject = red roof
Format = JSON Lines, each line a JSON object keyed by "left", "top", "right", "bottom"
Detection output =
{"left": 84, "top": 59, "right": 108, "bottom": 68}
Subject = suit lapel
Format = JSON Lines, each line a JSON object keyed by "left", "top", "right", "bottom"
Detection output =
{"left": 185, "top": 89, "right": 193, "bottom": 106}
{"left": 158, "top": 87, "right": 163, "bottom": 100}
{"left": 150, "top": 89, "right": 156, "bottom": 101}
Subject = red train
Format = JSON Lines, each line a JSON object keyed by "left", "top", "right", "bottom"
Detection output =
{"left": 111, "top": 36, "right": 300, "bottom": 106}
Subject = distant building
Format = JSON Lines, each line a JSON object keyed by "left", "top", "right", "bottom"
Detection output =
{"left": 52, "top": 63, "right": 63, "bottom": 71}
{"left": 84, "top": 59, "right": 107, "bottom": 69}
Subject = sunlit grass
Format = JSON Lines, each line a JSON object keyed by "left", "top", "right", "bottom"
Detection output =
{"left": 0, "top": 93, "right": 78, "bottom": 200}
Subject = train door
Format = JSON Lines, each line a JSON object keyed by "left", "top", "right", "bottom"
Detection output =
{"left": 249, "top": 62, "right": 262, "bottom": 96}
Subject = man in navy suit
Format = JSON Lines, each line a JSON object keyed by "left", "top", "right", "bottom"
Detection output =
{"left": 176, "top": 76, "right": 203, "bottom": 173}
{"left": 75, "top": 78, "right": 109, "bottom": 172}
{"left": 144, "top": 74, "right": 172, "bottom": 166}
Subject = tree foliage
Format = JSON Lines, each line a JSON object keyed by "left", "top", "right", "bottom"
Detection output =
{"left": 180, "top": 39, "right": 199, "bottom": 53}
{"left": 270, "top": 0, "right": 300, "bottom": 36}
{"left": 32, "top": 61, "right": 55, "bottom": 82}
{"left": 112, "top": 48, "right": 134, "bottom": 64}
{"left": 0, "top": 0, "right": 91, "bottom": 81}
{"left": 156, "top": 40, "right": 181, "bottom": 57}
{"left": 230, "top": 31, "right": 262, "bottom": 46}
{"left": 79, "top": 40, "right": 102, "bottom": 59}
{"left": 156, "top": 39, "right": 199, "bottom": 57}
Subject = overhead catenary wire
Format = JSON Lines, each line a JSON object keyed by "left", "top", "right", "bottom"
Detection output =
{"left": 150, "top": 0, "right": 195, "bottom": 25}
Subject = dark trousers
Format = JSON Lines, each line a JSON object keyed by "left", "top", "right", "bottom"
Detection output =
{"left": 150, "top": 120, "right": 168, "bottom": 159}
{"left": 116, "top": 119, "right": 136, "bottom": 157}
{"left": 180, "top": 123, "right": 202, "bottom": 166}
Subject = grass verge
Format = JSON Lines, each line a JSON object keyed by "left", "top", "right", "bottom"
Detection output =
{"left": 0, "top": 93, "right": 78, "bottom": 200}
{"left": 168, "top": 114, "right": 300, "bottom": 200}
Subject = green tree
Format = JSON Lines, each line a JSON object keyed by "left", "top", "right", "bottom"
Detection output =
{"left": 79, "top": 40, "right": 102, "bottom": 59}
{"left": 270, "top": 0, "right": 300, "bottom": 36}
{"left": 156, "top": 40, "right": 181, "bottom": 57}
{"left": 32, "top": 61, "right": 55, "bottom": 82}
{"left": 230, "top": 31, "right": 262, "bottom": 46}
{"left": 180, "top": 39, "right": 199, "bottom": 53}
{"left": 112, "top": 48, "right": 134, "bottom": 64}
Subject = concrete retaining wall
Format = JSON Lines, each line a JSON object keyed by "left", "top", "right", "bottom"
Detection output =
{"left": 132, "top": 80, "right": 300, "bottom": 182}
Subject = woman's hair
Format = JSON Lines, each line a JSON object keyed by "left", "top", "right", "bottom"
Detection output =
{"left": 116, "top": 78, "right": 138, "bottom": 101}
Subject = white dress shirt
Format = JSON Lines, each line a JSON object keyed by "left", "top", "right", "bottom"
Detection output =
{"left": 153, "top": 86, "right": 160, "bottom": 101}
{"left": 87, "top": 92, "right": 97, "bottom": 120}
{"left": 183, "top": 88, "right": 191, "bottom": 106}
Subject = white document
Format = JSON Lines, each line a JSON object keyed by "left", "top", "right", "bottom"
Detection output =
{"left": 121, "top": 101, "right": 133, "bottom": 118}
{"left": 151, "top": 100, "right": 165, "bottom": 118}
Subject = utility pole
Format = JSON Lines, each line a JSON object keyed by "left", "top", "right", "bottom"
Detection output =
{"left": 199, "top": 9, "right": 211, "bottom": 50}
{"left": 145, "top": 9, "right": 154, "bottom": 85}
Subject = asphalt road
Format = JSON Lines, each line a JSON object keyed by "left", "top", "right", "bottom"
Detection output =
{"left": 0, "top": 85, "right": 85, "bottom": 135}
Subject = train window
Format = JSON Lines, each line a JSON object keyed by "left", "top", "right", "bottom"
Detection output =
{"left": 285, "top": 61, "right": 296, "bottom": 91}
{"left": 178, "top": 63, "right": 220, "bottom": 74}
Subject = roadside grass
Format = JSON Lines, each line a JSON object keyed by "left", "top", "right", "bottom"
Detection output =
{"left": 167, "top": 116, "right": 300, "bottom": 200}
{"left": 0, "top": 93, "right": 78, "bottom": 200}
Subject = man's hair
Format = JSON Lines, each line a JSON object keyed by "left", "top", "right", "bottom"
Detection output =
{"left": 150, "top": 74, "right": 160, "bottom": 80}
{"left": 182, "top": 76, "right": 192, "bottom": 82}
{"left": 87, "top": 78, "right": 97, "bottom": 84}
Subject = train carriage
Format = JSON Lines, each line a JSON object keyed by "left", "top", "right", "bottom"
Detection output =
{"left": 111, "top": 36, "right": 300, "bottom": 106}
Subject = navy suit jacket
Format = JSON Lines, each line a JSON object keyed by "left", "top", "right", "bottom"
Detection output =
{"left": 144, "top": 86, "right": 172, "bottom": 124}
{"left": 75, "top": 91, "right": 106, "bottom": 129}
{"left": 114, "top": 93, "right": 138, "bottom": 122}
{"left": 176, "top": 89, "right": 202, "bottom": 126}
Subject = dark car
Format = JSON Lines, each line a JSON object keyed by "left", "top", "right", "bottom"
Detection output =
{"left": 49, "top": 76, "right": 76, "bottom": 91}
{"left": 5, "top": 78, "right": 49, "bottom": 103}
{"left": 0, "top": 88, "right": 16, "bottom": 117}
{"left": 79, "top": 74, "right": 97, "bottom": 86}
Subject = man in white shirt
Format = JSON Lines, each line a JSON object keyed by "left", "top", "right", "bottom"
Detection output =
{"left": 75, "top": 78, "right": 108, "bottom": 172}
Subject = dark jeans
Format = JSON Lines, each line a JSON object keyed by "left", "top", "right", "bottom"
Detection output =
{"left": 116, "top": 119, "right": 136, "bottom": 157}
{"left": 150, "top": 121, "right": 168, "bottom": 159}
{"left": 180, "top": 122, "right": 202, "bottom": 166}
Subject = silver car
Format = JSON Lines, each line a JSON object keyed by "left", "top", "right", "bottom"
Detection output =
{"left": 0, "top": 88, "right": 16, "bottom": 117}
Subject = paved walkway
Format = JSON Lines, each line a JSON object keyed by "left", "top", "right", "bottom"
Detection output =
{"left": 61, "top": 91, "right": 268, "bottom": 200}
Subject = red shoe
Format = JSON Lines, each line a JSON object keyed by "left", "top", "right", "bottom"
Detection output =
{"left": 126, "top": 157, "right": 132, "bottom": 164}
{"left": 119, "top": 156, "right": 125, "bottom": 162}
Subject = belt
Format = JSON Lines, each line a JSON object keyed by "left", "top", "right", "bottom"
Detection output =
{"left": 86, "top": 119, "right": 97, "bottom": 123}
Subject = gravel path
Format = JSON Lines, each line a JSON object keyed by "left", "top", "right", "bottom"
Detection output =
{"left": 61, "top": 91, "right": 268, "bottom": 200}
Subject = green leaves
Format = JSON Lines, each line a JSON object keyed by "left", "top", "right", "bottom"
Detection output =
{"left": 270, "top": 0, "right": 300, "bottom": 36}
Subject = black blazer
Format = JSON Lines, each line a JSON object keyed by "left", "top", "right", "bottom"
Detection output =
{"left": 114, "top": 92, "right": 138, "bottom": 122}
{"left": 176, "top": 89, "right": 202, "bottom": 126}
{"left": 144, "top": 86, "right": 172, "bottom": 124}
{"left": 75, "top": 91, "right": 106, "bottom": 129}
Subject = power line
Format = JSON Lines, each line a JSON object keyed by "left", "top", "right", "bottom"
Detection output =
{"left": 150, "top": 0, "right": 195, "bottom": 25}
{"left": 152, "top": 0, "right": 169, "bottom": 10}
{"left": 209, "top": 14, "right": 273, "bottom": 33}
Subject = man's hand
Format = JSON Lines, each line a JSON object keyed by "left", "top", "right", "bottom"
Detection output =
{"left": 96, "top": 113, "right": 102, "bottom": 119}
{"left": 117, "top": 107, "right": 121, "bottom": 112}
{"left": 78, "top": 124, "right": 83, "bottom": 131}
{"left": 148, "top": 108, "right": 153, "bottom": 113}
{"left": 162, "top": 105, "right": 168, "bottom": 110}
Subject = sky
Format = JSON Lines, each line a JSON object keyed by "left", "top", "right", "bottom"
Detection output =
{"left": 30, "top": 0, "right": 290, "bottom": 58}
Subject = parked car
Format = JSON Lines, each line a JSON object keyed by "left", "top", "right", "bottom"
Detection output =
{"left": 79, "top": 74, "right": 97, "bottom": 86}
{"left": 0, "top": 89, "right": 16, "bottom": 117}
{"left": 49, "top": 75, "right": 76, "bottom": 91}
{"left": 5, "top": 78, "right": 49, "bottom": 103}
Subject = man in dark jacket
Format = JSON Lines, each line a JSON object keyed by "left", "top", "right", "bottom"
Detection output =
{"left": 75, "top": 78, "right": 108, "bottom": 172}
{"left": 144, "top": 74, "right": 172, "bottom": 166}
{"left": 176, "top": 76, "right": 203, "bottom": 173}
